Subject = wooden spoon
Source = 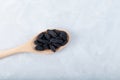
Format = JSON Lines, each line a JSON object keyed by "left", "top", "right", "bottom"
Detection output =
{"left": 0, "top": 29, "right": 70, "bottom": 59}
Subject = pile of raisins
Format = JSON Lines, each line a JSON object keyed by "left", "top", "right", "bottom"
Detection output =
{"left": 34, "top": 29, "right": 68, "bottom": 52}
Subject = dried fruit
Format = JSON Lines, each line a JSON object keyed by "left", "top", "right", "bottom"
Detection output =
{"left": 34, "top": 40, "right": 43, "bottom": 46}
{"left": 60, "top": 31, "right": 67, "bottom": 40}
{"left": 43, "top": 44, "right": 49, "bottom": 49}
{"left": 44, "top": 33, "right": 50, "bottom": 40}
{"left": 49, "top": 45, "right": 56, "bottom": 52}
{"left": 34, "top": 29, "right": 68, "bottom": 52}
{"left": 47, "top": 30, "right": 57, "bottom": 37}
{"left": 53, "top": 29, "right": 60, "bottom": 35}
{"left": 50, "top": 38, "right": 58, "bottom": 43}
{"left": 37, "top": 32, "right": 44, "bottom": 39}
{"left": 35, "top": 45, "right": 44, "bottom": 51}
{"left": 38, "top": 39, "right": 48, "bottom": 44}
{"left": 53, "top": 43, "right": 61, "bottom": 48}
{"left": 61, "top": 41, "right": 68, "bottom": 46}
{"left": 34, "top": 40, "right": 39, "bottom": 45}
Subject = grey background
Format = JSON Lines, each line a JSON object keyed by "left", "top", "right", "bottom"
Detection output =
{"left": 0, "top": 0, "right": 120, "bottom": 80}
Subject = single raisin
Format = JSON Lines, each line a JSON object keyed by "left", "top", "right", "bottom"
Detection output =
{"left": 44, "top": 33, "right": 51, "bottom": 40}
{"left": 60, "top": 31, "right": 67, "bottom": 40}
{"left": 37, "top": 32, "right": 44, "bottom": 39}
{"left": 55, "top": 37, "right": 62, "bottom": 40}
{"left": 56, "top": 40, "right": 64, "bottom": 44}
{"left": 53, "top": 29, "right": 60, "bottom": 35}
{"left": 50, "top": 38, "right": 58, "bottom": 43}
{"left": 35, "top": 45, "right": 44, "bottom": 51}
{"left": 34, "top": 40, "right": 39, "bottom": 45}
{"left": 53, "top": 43, "right": 61, "bottom": 48}
{"left": 47, "top": 30, "right": 57, "bottom": 37}
{"left": 43, "top": 44, "right": 49, "bottom": 49}
{"left": 49, "top": 45, "right": 56, "bottom": 52}
{"left": 38, "top": 39, "right": 49, "bottom": 44}
{"left": 61, "top": 41, "right": 68, "bottom": 46}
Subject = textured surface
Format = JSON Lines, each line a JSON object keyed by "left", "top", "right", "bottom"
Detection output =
{"left": 0, "top": 0, "right": 120, "bottom": 80}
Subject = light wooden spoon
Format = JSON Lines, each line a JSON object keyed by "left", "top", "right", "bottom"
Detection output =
{"left": 0, "top": 29, "right": 70, "bottom": 59}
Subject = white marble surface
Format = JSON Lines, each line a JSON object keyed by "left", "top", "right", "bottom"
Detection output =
{"left": 0, "top": 0, "right": 120, "bottom": 79}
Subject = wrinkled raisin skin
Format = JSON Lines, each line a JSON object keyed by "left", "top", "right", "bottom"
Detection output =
{"left": 49, "top": 45, "right": 56, "bottom": 52}
{"left": 35, "top": 45, "right": 44, "bottom": 51}
{"left": 34, "top": 29, "right": 68, "bottom": 52}
{"left": 44, "top": 33, "right": 51, "bottom": 40}
{"left": 47, "top": 30, "right": 57, "bottom": 37}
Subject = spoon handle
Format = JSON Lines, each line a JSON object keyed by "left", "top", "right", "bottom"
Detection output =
{"left": 0, "top": 46, "right": 26, "bottom": 59}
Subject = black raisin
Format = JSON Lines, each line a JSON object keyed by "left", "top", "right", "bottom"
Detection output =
{"left": 41, "top": 36, "right": 46, "bottom": 40}
{"left": 37, "top": 39, "right": 43, "bottom": 42}
{"left": 34, "top": 40, "right": 39, "bottom": 45}
{"left": 56, "top": 40, "right": 64, "bottom": 44}
{"left": 49, "top": 45, "right": 56, "bottom": 52}
{"left": 50, "top": 38, "right": 63, "bottom": 44}
{"left": 34, "top": 29, "right": 69, "bottom": 52}
{"left": 60, "top": 31, "right": 67, "bottom": 40}
{"left": 38, "top": 39, "right": 49, "bottom": 44}
{"left": 35, "top": 45, "right": 44, "bottom": 51}
{"left": 53, "top": 43, "right": 61, "bottom": 48}
{"left": 55, "top": 37, "right": 62, "bottom": 40}
{"left": 34, "top": 40, "right": 43, "bottom": 46}
{"left": 50, "top": 38, "right": 58, "bottom": 43}
{"left": 53, "top": 29, "right": 60, "bottom": 35}
{"left": 44, "top": 33, "right": 51, "bottom": 40}
{"left": 38, "top": 43, "right": 43, "bottom": 46}
{"left": 37, "top": 32, "right": 44, "bottom": 39}
{"left": 47, "top": 30, "right": 57, "bottom": 37}
{"left": 61, "top": 40, "right": 68, "bottom": 46}
{"left": 43, "top": 44, "right": 49, "bottom": 49}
